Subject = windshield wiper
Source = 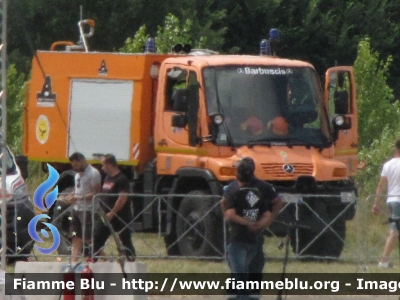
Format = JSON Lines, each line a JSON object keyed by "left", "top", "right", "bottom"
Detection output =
{"left": 286, "top": 136, "right": 331, "bottom": 149}
{"left": 247, "top": 136, "right": 315, "bottom": 148}
{"left": 247, "top": 137, "right": 287, "bottom": 148}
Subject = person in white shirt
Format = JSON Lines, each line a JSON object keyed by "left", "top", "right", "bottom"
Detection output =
{"left": 373, "top": 139, "right": 400, "bottom": 267}
{"left": 66, "top": 152, "right": 101, "bottom": 262}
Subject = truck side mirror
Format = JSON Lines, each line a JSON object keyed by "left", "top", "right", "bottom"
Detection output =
{"left": 334, "top": 90, "right": 349, "bottom": 114}
{"left": 171, "top": 88, "right": 188, "bottom": 112}
{"left": 187, "top": 84, "right": 200, "bottom": 147}
{"left": 171, "top": 114, "right": 187, "bottom": 128}
{"left": 15, "top": 154, "right": 29, "bottom": 179}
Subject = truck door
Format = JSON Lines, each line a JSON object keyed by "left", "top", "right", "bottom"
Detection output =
{"left": 324, "top": 67, "right": 358, "bottom": 176}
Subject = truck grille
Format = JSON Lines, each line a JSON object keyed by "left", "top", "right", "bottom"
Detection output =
{"left": 261, "top": 163, "right": 313, "bottom": 179}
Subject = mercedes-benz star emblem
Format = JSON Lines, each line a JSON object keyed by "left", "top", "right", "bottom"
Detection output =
{"left": 237, "top": 68, "right": 244, "bottom": 74}
{"left": 283, "top": 164, "right": 295, "bottom": 174}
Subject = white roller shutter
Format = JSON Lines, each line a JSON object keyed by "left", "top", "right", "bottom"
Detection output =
{"left": 68, "top": 79, "right": 133, "bottom": 160}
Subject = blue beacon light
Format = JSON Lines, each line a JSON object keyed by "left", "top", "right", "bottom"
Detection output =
{"left": 269, "top": 28, "right": 280, "bottom": 41}
{"left": 145, "top": 37, "right": 156, "bottom": 53}
{"left": 260, "top": 39, "right": 271, "bottom": 56}
{"left": 269, "top": 28, "right": 280, "bottom": 56}
{"left": 260, "top": 29, "right": 280, "bottom": 56}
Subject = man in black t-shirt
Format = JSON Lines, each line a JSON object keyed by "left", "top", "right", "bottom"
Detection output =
{"left": 221, "top": 157, "right": 283, "bottom": 299}
{"left": 92, "top": 154, "right": 136, "bottom": 261}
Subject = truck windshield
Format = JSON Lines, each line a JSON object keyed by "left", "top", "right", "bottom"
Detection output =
{"left": 203, "top": 66, "right": 331, "bottom": 148}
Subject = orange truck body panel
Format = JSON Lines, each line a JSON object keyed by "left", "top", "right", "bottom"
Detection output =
{"left": 24, "top": 51, "right": 171, "bottom": 172}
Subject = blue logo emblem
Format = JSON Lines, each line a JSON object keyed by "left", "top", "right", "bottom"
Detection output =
{"left": 28, "top": 164, "right": 61, "bottom": 255}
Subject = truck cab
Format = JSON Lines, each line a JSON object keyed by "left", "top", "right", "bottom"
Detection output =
{"left": 154, "top": 55, "right": 357, "bottom": 257}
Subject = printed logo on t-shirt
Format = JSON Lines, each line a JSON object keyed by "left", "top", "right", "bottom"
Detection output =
{"left": 246, "top": 190, "right": 260, "bottom": 207}
{"left": 102, "top": 182, "right": 114, "bottom": 192}
{"left": 243, "top": 208, "right": 259, "bottom": 221}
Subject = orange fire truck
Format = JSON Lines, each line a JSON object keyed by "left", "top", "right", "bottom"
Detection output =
{"left": 23, "top": 21, "right": 357, "bottom": 258}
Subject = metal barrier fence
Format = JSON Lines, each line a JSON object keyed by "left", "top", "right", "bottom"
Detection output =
{"left": 4, "top": 191, "right": 398, "bottom": 269}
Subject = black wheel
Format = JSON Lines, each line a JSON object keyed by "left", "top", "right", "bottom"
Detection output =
{"left": 5, "top": 198, "right": 36, "bottom": 264}
{"left": 175, "top": 190, "right": 223, "bottom": 257}
{"left": 290, "top": 203, "right": 346, "bottom": 259}
{"left": 6, "top": 228, "right": 34, "bottom": 265}
{"left": 290, "top": 223, "right": 345, "bottom": 259}
{"left": 50, "top": 170, "right": 75, "bottom": 255}
{"left": 164, "top": 232, "right": 181, "bottom": 255}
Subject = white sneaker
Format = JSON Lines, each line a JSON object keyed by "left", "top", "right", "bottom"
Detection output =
{"left": 378, "top": 261, "right": 394, "bottom": 268}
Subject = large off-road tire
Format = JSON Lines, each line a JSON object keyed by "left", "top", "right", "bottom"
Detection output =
{"left": 290, "top": 202, "right": 346, "bottom": 259}
{"left": 5, "top": 199, "right": 36, "bottom": 264}
{"left": 50, "top": 170, "right": 75, "bottom": 255}
{"left": 290, "top": 223, "right": 345, "bottom": 259}
{"left": 175, "top": 190, "right": 223, "bottom": 257}
{"left": 164, "top": 232, "right": 181, "bottom": 256}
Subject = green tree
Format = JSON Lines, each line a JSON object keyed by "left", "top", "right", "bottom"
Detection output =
{"left": 354, "top": 39, "right": 400, "bottom": 148}
{"left": 8, "top": 0, "right": 158, "bottom": 74}
{"left": 120, "top": 25, "right": 150, "bottom": 53}
{"left": 164, "top": 0, "right": 227, "bottom": 51}
{"left": 1, "top": 65, "right": 26, "bottom": 153}
{"left": 155, "top": 14, "right": 193, "bottom": 53}
{"left": 121, "top": 13, "right": 195, "bottom": 54}
{"left": 6, "top": 0, "right": 400, "bottom": 91}
{"left": 354, "top": 39, "right": 400, "bottom": 195}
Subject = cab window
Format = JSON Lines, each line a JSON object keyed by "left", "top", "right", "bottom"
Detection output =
{"left": 165, "top": 69, "right": 198, "bottom": 112}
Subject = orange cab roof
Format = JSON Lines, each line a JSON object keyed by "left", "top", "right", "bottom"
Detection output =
{"left": 36, "top": 50, "right": 313, "bottom": 69}
{"left": 163, "top": 54, "right": 315, "bottom": 69}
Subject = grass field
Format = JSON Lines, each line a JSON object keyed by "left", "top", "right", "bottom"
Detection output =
{"left": 8, "top": 217, "right": 398, "bottom": 275}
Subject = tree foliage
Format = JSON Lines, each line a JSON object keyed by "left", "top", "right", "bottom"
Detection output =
{"left": 354, "top": 39, "right": 400, "bottom": 148}
{"left": 7, "top": 0, "right": 400, "bottom": 87}
{"left": 357, "top": 127, "right": 396, "bottom": 196}
{"left": 155, "top": 14, "right": 193, "bottom": 54}
{"left": 1, "top": 65, "right": 26, "bottom": 153}
{"left": 354, "top": 39, "right": 400, "bottom": 195}
{"left": 120, "top": 25, "right": 150, "bottom": 53}
{"left": 120, "top": 12, "right": 224, "bottom": 54}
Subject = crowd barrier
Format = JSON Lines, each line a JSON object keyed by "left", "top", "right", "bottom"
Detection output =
{"left": 4, "top": 191, "right": 396, "bottom": 270}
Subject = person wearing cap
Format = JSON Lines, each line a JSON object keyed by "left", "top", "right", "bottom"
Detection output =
{"left": 221, "top": 157, "right": 284, "bottom": 299}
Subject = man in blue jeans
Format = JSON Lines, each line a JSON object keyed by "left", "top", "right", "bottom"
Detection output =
{"left": 221, "top": 157, "right": 283, "bottom": 299}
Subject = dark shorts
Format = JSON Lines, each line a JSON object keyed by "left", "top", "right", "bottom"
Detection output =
{"left": 69, "top": 210, "right": 93, "bottom": 240}
{"left": 387, "top": 202, "right": 400, "bottom": 231}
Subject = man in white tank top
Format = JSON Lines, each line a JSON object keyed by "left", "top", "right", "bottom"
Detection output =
{"left": 373, "top": 139, "right": 400, "bottom": 267}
